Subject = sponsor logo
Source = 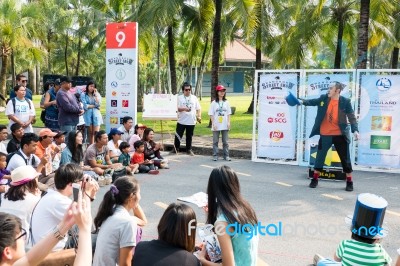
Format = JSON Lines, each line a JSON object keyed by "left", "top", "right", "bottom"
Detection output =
{"left": 119, "top": 117, "right": 124, "bottom": 124}
{"left": 371, "top": 116, "right": 392, "bottom": 131}
{"left": 267, "top": 113, "right": 287, "bottom": 123}
{"left": 111, "top": 100, "right": 117, "bottom": 107}
{"left": 112, "top": 91, "right": 117, "bottom": 97}
{"left": 109, "top": 109, "right": 119, "bottom": 115}
{"left": 115, "top": 69, "right": 126, "bottom": 80}
{"left": 110, "top": 117, "right": 118, "bottom": 124}
{"left": 270, "top": 130, "right": 284, "bottom": 141}
{"left": 121, "top": 111, "right": 129, "bottom": 114}
{"left": 108, "top": 53, "right": 134, "bottom": 65}
{"left": 369, "top": 100, "right": 397, "bottom": 106}
{"left": 121, "top": 92, "right": 130, "bottom": 97}
{"left": 261, "top": 76, "right": 295, "bottom": 90}
{"left": 370, "top": 135, "right": 391, "bottom": 150}
{"left": 122, "top": 100, "right": 129, "bottom": 107}
{"left": 376, "top": 78, "right": 391, "bottom": 92}
{"left": 111, "top": 81, "right": 118, "bottom": 88}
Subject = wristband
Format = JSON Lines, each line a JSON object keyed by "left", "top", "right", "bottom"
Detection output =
{"left": 52, "top": 225, "right": 66, "bottom": 241}
{"left": 85, "top": 192, "right": 95, "bottom": 202}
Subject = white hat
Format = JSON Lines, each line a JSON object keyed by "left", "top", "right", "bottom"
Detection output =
{"left": 10, "top": 165, "right": 40, "bottom": 186}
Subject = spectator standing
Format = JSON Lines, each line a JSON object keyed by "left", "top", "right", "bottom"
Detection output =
{"left": 174, "top": 82, "right": 201, "bottom": 156}
{"left": 208, "top": 85, "right": 232, "bottom": 161}
{"left": 81, "top": 82, "right": 103, "bottom": 144}
{"left": 9, "top": 74, "right": 33, "bottom": 100}
{"left": 56, "top": 76, "right": 84, "bottom": 144}
{"left": 43, "top": 79, "right": 61, "bottom": 131}
{"left": 6, "top": 85, "right": 36, "bottom": 133}
{"left": 0, "top": 125, "right": 8, "bottom": 154}
{"left": 6, "top": 123, "right": 24, "bottom": 154}
{"left": 118, "top": 116, "right": 135, "bottom": 142}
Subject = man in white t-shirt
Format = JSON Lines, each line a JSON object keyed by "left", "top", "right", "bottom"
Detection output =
{"left": 118, "top": 116, "right": 135, "bottom": 142}
{"left": 174, "top": 82, "right": 201, "bottom": 156}
{"left": 0, "top": 125, "right": 8, "bottom": 154}
{"left": 5, "top": 85, "right": 36, "bottom": 133}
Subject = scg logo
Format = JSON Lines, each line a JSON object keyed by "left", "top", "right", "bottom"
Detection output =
{"left": 267, "top": 113, "right": 287, "bottom": 123}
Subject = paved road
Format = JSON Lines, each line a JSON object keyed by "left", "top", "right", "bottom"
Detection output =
{"left": 91, "top": 152, "right": 400, "bottom": 266}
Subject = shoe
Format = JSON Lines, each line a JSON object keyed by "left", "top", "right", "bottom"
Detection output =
{"left": 187, "top": 150, "right": 195, "bottom": 156}
{"left": 213, "top": 156, "right": 218, "bottom": 161}
{"left": 104, "top": 174, "right": 112, "bottom": 185}
{"left": 169, "top": 150, "right": 178, "bottom": 155}
{"left": 134, "top": 169, "right": 139, "bottom": 174}
{"left": 97, "top": 176, "right": 106, "bottom": 187}
{"left": 104, "top": 168, "right": 114, "bottom": 176}
{"left": 309, "top": 178, "right": 318, "bottom": 188}
{"left": 224, "top": 157, "right": 231, "bottom": 161}
{"left": 346, "top": 181, "right": 353, "bottom": 191}
{"left": 313, "top": 253, "right": 324, "bottom": 265}
{"left": 148, "top": 170, "right": 159, "bottom": 175}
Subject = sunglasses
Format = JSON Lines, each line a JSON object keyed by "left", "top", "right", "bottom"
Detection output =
{"left": 184, "top": 89, "right": 191, "bottom": 91}
{"left": 15, "top": 228, "right": 27, "bottom": 242}
{"left": 21, "top": 80, "right": 28, "bottom": 83}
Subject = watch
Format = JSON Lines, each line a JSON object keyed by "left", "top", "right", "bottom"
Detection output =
{"left": 52, "top": 225, "right": 66, "bottom": 241}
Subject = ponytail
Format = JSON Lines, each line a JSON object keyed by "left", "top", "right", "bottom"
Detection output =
{"left": 93, "top": 176, "right": 139, "bottom": 233}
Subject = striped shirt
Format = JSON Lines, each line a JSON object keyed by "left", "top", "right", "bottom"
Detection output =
{"left": 336, "top": 239, "right": 392, "bottom": 266}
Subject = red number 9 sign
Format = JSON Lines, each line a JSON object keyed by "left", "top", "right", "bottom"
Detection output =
{"left": 106, "top": 22, "right": 137, "bottom": 49}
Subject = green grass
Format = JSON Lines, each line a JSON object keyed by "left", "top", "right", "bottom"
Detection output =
{"left": 1, "top": 95, "right": 255, "bottom": 139}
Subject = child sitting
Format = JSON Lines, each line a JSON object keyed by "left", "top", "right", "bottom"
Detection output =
{"left": 131, "top": 141, "right": 159, "bottom": 175}
{"left": 314, "top": 193, "right": 392, "bottom": 266}
{"left": 118, "top": 141, "right": 139, "bottom": 174}
{"left": 0, "top": 152, "right": 12, "bottom": 205}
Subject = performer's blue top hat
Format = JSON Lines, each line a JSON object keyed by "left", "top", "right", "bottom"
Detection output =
{"left": 285, "top": 91, "right": 301, "bottom": 106}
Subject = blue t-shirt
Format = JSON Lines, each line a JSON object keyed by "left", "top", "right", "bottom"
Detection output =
{"left": 216, "top": 212, "right": 259, "bottom": 266}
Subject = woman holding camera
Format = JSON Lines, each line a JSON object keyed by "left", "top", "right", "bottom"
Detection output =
{"left": 81, "top": 82, "right": 103, "bottom": 144}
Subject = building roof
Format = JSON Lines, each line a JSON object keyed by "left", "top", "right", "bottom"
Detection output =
{"left": 223, "top": 39, "right": 269, "bottom": 63}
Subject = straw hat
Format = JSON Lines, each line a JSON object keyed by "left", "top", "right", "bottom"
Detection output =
{"left": 10, "top": 165, "right": 41, "bottom": 186}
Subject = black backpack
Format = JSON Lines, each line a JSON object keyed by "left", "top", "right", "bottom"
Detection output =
{"left": 6, "top": 150, "right": 36, "bottom": 166}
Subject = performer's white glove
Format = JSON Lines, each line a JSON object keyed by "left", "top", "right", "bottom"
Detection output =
{"left": 353, "top": 131, "right": 360, "bottom": 141}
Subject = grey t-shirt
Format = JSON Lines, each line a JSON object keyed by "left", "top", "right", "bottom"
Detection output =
{"left": 93, "top": 205, "right": 137, "bottom": 266}
{"left": 83, "top": 144, "right": 109, "bottom": 166}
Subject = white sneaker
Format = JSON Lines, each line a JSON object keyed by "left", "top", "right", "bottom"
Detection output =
{"left": 97, "top": 176, "right": 106, "bottom": 187}
{"left": 104, "top": 174, "right": 112, "bottom": 185}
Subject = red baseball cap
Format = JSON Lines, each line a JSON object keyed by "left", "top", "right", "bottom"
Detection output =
{"left": 216, "top": 85, "right": 225, "bottom": 91}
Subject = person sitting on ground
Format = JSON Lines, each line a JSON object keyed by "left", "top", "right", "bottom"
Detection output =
{"left": 93, "top": 176, "right": 146, "bottom": 266}
{"left": 133, "top": 203, "right": 200, "bottom": 266}
{"left": 1, "top": 165, "right": 41, "bottom": 245}
{"left": 0, "top": 190, "right": 92, "bottom": 266}
{"left": 31, "top": 164, "right": 98, "bottom": 251}
{"left": 0, "top": 152, "right": 11, "bottom": 205}
{"left": 118, "top": 142, "right": 139, "bottom": 175}
{"left": 83, "top": 130, "right": 123, "bottom": 176}
{"left": 142, "top": 128, "right": 168, "bottom": 169}
{"left": 6, "top": 123, "right": 24, "bottom": 154}
{"left": 6, "top": 133, "right": 51, "bottom": 190}
{"left": 197, "top": 165, "right": 259, "bottom": 266}
{"left": 131, "top": 141, "right": 159, "bottom": 175}
{"left": 35, "top": 128, "right": 61, "bottom": 179}
{"left": 52, "top": 130, "right": 67, "bottom": 171}
{"left": 108, "top": 128, "right": 124, "bottom": 163}
{"left": 129, "top": 124, "right": 146, "bottom": 153}
{"left": 118, "top": 116, "right": 135, "bottom": 142}
{"left": 0, "top": 125, "right": 8, "bottom": 154}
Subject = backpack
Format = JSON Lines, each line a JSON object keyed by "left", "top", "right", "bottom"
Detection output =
{"left": 6, "top": 150, "right": 36, "bottom": 166}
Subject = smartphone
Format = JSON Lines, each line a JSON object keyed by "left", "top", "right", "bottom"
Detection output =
{"left": 72, "top": 183, "right": 81, "bottom": 202}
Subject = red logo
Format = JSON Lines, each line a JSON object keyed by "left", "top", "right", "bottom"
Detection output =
{"left": 122, "top": 100, "right": 129, "bottom": 107}
{"left": 270, "top": 130, "right": 284, "bottom": 141}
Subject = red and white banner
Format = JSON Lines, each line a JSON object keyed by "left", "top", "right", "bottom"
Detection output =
{"left": 105, "top": 22, "right": 138, "bottom": 131}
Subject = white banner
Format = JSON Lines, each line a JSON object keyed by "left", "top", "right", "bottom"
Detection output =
{"left": 357, "top": 74, "right": 400, "bottom": 167}
{"left": 257, "top": 73, "right": 300, "bottom": 159}
{"left": 105, "top": 22, "right": 138, "bottom": 131}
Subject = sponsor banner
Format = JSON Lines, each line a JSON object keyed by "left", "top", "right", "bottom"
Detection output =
{"left": 257, "top": 73, "right": 299, "bottom": 159}
{"left": 105, "top": 22, "right": 138, "bottom": 131}
{"left": 357, "top": 74, "right": 400, "bottom": 167}
{"left": 303, "top": 73, "right": 352, "bottom": 164}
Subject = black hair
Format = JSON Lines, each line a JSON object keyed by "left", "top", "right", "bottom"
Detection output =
{"left": 95, "top": 130, "right": 107, "bottom": 143}
{"left": 13, "top": 85, "right": 24, "bottom": 93}
{"left": 43, "top": 81, "right": 53, "bottom": 94}
{"left": 0, "top": 212, "right": 21, "bottom": 262}
{"left": 119, "top": 141, "right": 130, "bottom": 152}
{"left": 21, "top": 133, "right": 39, "bottom": 149}
{"left": 67, "top": 130, "right": 84, "bottom": 164}
{"left": 85, "top": 81, "right": 96, "bottom": 96}
{"left": 54, "top": 164, "right": 83, "bottom": 190}
{"left": 16, "top": 74, "right": 26, "bottom": 81}
{"left": 0, "top": 125, "right": 6, "bottom": 132}
{"left": 4, "top": 179, "right": 38, "bottom": 201}
{"left": 0, "top": 152, "right": 6, "bottom": 159}
{"left": 122, "top": 116, "right": 133, "bottom": 124}
{"left": 10, "top": 123, "right": 22, "bottom": 133}
{"left": 206, "top": 165, "right": 257, "bottom": 226}
{"left": 134, "top": 140, "right": 144, "bottom": 150}
{"left": 351, "top": 233, "right": 376, "bottom": 244}
{"left": 94, "top": 176, "right": 139, "bottom": 233}
{"left": 142, "top": 128, "right": 154, "bottom": 142}
{"left": 158, "top": 203, "right": 197, "bottom": 252}
{"left": 181, "top": 82, "right": 192, "bottom": 91}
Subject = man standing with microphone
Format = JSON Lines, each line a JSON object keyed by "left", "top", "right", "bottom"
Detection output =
{"left": 174, "top": 82, "right": 201, "bottom": 156}
{"left": 299, "top": 82, "right": 359, "bottom": 191}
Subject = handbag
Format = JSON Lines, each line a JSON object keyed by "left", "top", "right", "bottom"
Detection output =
{"left": 38, "top": 248, "right": 76, "bottom": 266}
{"left": 112, "top": 167, "right": 127, "bottom": 183}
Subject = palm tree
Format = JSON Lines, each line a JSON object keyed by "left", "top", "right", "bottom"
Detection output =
{"left": 356, "top": 0, "right": 370, "bottom": 69}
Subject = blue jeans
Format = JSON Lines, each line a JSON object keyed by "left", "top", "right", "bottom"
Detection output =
{"left": 60, "top": 125, "right": 77, "bottom": 145}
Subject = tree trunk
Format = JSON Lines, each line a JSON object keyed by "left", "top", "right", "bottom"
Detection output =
{"left": 356, "top": 0, "right": 370, "bottom": 69}
{"left": 29, "top": 68, "right": 36, "bottom": 95}
{"left": 211, "top": 0, "right": 223, "bottom": 100}
{"left": 65, "top": 33, "right": 69, "bottom": 76}
{"left": 195, "top": 34, "right": 209, "bottom": 99}
{"left": 334, "top": 18, "right": 345, "bottom": 69}
{"left": 167, "top": 26, "right": 177, "bottom": 94}
{"left": 11, "top": 50, "right": 16, "bottom": 87}
{"left": 47, "top": 30, "right": 52, "bottom": 72}
{"left": 157, "top": 37, "right": 161, "bottom": 93}
{"left": 75, "top": 36, "right": 82, "bottom": 76}
{"left": 0, "top": 55, "right": 8, "bottom": 103}
{"left": 36, "top": 64, "right": 41, "bottom": 94}
{"left": 391, "top": 47, "right": 399, "bottom": 69}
